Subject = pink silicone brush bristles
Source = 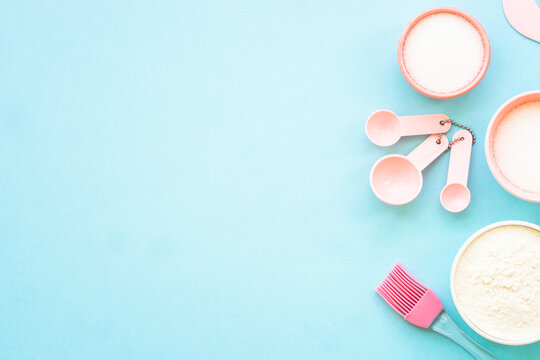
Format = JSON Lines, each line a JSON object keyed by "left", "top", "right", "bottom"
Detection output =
{"left": 375, "top": 263, "right": 501, "bottom": 359}
{"left": 376, "top": 262, "right": 443, "bottom": 328}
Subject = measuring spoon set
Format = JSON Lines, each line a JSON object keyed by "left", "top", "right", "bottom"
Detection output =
{"left": 366, "top": 110, "right": 474, "bottom": 212}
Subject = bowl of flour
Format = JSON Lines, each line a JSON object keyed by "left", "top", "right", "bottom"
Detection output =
{"left": 398, "top": 7, "right": 490, "bottom": 99}
{"left": 486, "top": 91, "right": 540, "bottom": 202}
{"left": 451, "top": 221, "right": 540, "bottom": 345}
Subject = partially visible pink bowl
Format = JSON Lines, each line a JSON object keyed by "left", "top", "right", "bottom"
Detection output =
{"left": 397, "top": 7, "right": 490, "bottom": 99}
{"left": 485, "top": 91, "right": 540, "bottom": 202}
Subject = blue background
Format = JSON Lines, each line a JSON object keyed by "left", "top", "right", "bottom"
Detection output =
{"left": 1, "top": 1, "right": 539, "bottom": 359}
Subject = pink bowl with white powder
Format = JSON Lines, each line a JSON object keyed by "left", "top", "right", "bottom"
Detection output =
{"left": 397, "top": 7, "right": 491, "bottom": 99}
{"left": 486, "top": 91, "right": 540, "bottom": 202}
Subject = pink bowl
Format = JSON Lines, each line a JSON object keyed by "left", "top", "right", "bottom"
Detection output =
{"left": 397, "top": 7, "right": 491, "bottom": 99}
{"left": 485, "top": 91, "right": 540, "bottom": 203}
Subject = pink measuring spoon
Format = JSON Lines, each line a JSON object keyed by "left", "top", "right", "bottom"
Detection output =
{"left": 366, "top": 110, "right": 451, "bottom": 147}
{"left": 370, "top": 134, "right": 449, "bottom": 205}
{"left": 440, "top": 130, "right": 473, "bottom": 212}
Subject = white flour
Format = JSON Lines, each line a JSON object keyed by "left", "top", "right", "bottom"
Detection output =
{"left": 403, "top": 13, "right": 484, "bottom": 94}
{"left": 494, "top": 101, "right": 540, "bottom": 194}
{"left": 454, "top": 225, "right": 540, "bottom": 341}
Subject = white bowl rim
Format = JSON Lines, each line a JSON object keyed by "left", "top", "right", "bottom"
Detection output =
{"left": 450, "top": 220, "right": 540, "bottom": 345}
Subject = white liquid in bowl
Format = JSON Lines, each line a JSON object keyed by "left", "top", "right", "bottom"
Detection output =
{"left": 493, "top": 101, "right": 540, "bottom": 194}
{"left": 403, "top": 13, "right": 484, "bottom": 94}
{"left": 454, "top": 225, "right": 540, "bottom": 342}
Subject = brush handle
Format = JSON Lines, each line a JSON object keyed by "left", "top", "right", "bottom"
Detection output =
{"left": 431, "top": 311, "right": 501, "bottom": 360}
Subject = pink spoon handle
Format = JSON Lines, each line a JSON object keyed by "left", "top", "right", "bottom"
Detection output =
{"left": 407, "top": 134, "right": 449, "bottom": 171}
{"left": 446, "top": 130, "right": 473, "bottom": 186}
{"left": 400, "top": 114, "right": 451, "bottom": 136}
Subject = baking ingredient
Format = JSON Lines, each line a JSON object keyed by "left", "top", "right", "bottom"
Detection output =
{"left": 403, "top": 13, "right": 484, "bottom": 94}
{"left": 454, "top": 225, "right": 540, "bottom": 341}
{"left": 493, "top": 101, "right": 540, "bottom": 193}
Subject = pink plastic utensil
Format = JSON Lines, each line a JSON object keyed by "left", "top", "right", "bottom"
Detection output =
{"left": 377, "top": 263, "right": 501, "bottom": 359}
{"left": 441, "top": 130, "right": 473, "bottom": 212}
{"left": 503, "top": 0, "right": 540, "bottom": 43}
{"left": 370, "top": 134, "right": 448, "bottom": 205}
{"left": 366, "top": 110, "right": 451, "bottom": 146}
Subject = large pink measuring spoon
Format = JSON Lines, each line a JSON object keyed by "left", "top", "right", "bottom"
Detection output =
{"left": 370, "top": 134, "right": 449, "bottom": 205}
{"left": 366, "top": 110, "right": 451, "bottom": 147}
{"left": 440, "top": 130, "right": 473, "bottom": 212}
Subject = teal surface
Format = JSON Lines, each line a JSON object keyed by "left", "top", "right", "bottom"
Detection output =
{"left": 1, "top": 1, "right": 539, "bottom": 359}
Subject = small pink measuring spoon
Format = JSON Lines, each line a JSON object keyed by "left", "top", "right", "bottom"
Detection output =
{"left": 440, "top": 130, "right": 473, "bottom": 212}
{"left": 366, "top": 110, "right": 451, "bottom": 147}
{"left": 370, "top": 134, "right": 449, "bottom": 205}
